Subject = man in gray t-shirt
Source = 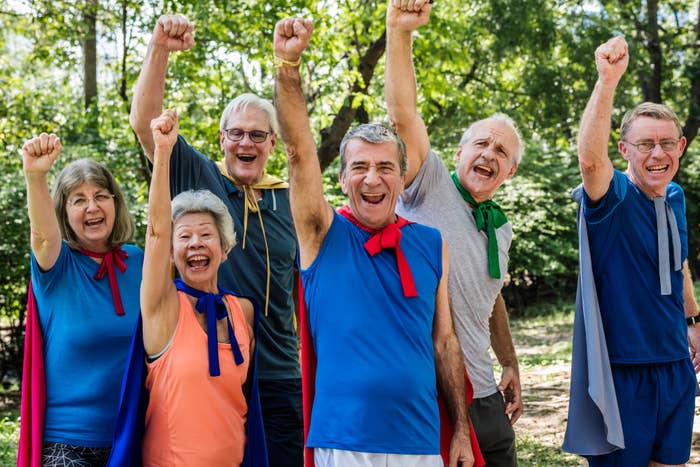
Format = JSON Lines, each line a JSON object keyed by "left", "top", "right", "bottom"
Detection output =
{"left": 386, "top": 1, "right": 523, "bottom": 465}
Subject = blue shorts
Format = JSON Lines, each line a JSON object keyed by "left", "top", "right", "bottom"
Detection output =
{"left": 586, "top": 359, "right": 695, "bottom": 467}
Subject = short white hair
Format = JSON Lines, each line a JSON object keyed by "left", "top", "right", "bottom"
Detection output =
{"left": 219, "top": 93, "right": 279, "bottom": 135}
{"left": 459, "top": 113, "right": 524, "bottom": 164}
{"left": 171, "top": 190, "right": 236, "bottom": 255}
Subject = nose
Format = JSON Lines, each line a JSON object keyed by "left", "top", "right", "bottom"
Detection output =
{"left": 364, "top": 166, "right": 381, "bottom": 185}
{"left": 188, "top": 234, "right": 204, "bottom": 248}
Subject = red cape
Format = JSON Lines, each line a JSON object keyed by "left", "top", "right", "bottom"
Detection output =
{"left": 298, "top": 278, "right": 484, "bottom": 466}
{"left": 17, "top": 281, "right": 45, "bottom": 467}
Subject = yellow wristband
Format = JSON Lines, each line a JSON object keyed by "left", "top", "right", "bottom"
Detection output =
{"left": 274, "top": 55, "right": 301, "bottom": 68}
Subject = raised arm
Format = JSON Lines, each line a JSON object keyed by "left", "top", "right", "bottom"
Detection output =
{"left": 433, "top": 240, "right": 473, "bottom": 467}
{"left": 489, "top": 293, "right": 522, "bottom": 424}
{"left": 385, "top": 0, "right": 431, "bottom": 186}
{"left": 141, "top": 109, "right": 180, "bottom": 355}
{"left": 22, "top": 133, "right": 63, "bottom": 270}
{"left": 274, "top": 18, "right": 334, "bottom": 269}
{"left": 578, "top": 36, "right": 628, "bottom": 202}
{"left": 683, "top": 260, "right": 700, "bottom": 373}
{"left": 130, "top": 14, "right": 194, "bottom": 160}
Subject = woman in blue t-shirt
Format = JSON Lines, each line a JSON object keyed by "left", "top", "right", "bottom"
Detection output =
{"left": 19, "top": 133, "right": 143, "bottom": 466}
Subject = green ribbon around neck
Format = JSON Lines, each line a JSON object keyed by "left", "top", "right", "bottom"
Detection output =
{"left": 450, "top": 171, "right": 507, "bottom": 279}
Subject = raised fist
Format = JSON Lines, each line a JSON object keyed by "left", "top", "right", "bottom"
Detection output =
{"left": 595, "top": 36, "right": 629, "bottom": 85}
{"left": 21, "top": 133, "right": 61, "bottom": 176}
{"left": 150, "top": 109, "right": 179, "bottom": 154}
{"left": 153, "top": 14, "right": 195, "bottom": 52}
{"left": 273, "top": 18, "right": 314, "bottom": 63}
{"left": 387, "top": 0, "right": 432, "bottom": 32}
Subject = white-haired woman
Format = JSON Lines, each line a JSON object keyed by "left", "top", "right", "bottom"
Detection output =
{"left": 20, "top": 134, "right": 143, "bottom": 466}
{"left": 141, "top": 108, "right": 256, "bottom": 465}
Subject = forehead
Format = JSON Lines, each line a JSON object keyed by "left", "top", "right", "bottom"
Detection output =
{"left": 345, "top": 139, "right": 400, "bottom": 167}
{"left": 470, "top": 120, "right": 519, "bottom": 150}
{"left": 174, "top": 212, "right": 217, "bottom": 230}
{"left": 625, "top": 116, "right": 680, "bottom": 140}
{"left": 224, "top": 107, "right": 270, "bottom": 131}
{"left": 68, "top": 180, "right": 105, "bottom": 196}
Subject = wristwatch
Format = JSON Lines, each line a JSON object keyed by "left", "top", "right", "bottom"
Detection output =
{"left": 687, "top": 315, "right": 699, "bottom": 326}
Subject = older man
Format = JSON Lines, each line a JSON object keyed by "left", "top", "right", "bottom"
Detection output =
{"left": 130, "top": 15, "right": 302, "bottom": 466}
{"left": 274, "top": 17, "right": 475, "bottom": 467}
{"left": 385, "top": 2, "right": 523, "bottom": 465}
{"left": 563, "top": 35, "right": 700, "bottom": 466}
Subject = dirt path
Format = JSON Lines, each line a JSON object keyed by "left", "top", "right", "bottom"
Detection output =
{"left": 511, "top": 313, "right": 700, "bottom": 466}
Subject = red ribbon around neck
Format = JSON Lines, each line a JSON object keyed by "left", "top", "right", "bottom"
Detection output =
{"left": 337, "top": 206, "right": 417, "bottom": 298}
{"left": 80, "top": 246, "right": 128, "bottom": 315}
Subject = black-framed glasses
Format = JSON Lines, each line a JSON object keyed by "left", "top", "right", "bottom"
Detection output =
{"left": 623, "top": 139, "right": 680, "bottom": 154}
{"left": 223, "top": 128, "right": 270, "bottom": 143}
{"left": 68, "top": 193, "right": 115, "bottom": 209}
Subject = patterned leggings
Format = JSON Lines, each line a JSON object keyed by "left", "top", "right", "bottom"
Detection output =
{"left": 41, "top": 442, "right": 111, "bottom": 467}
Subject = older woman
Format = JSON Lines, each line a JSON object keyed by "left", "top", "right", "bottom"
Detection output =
{"left": 140, "top": 108, "right": 257, "bottom": 465}
{"left": 20, "top": 133, "right": 143, "bottom": 466}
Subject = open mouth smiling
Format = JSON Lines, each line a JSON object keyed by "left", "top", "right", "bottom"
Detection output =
{"left": 474, "top": 164, "right": 495, "bottom": 177}
{"left": 237, "top": 154, "right": 257, "bottom": 163}
{"left": 362, "top": 193, "right": 386, "bottom": 205}
{"left": 647, "top": 164, "right": 669, "bottom": 173}
{"left": 187, "top": 254, "right": 210, "bottom": 270}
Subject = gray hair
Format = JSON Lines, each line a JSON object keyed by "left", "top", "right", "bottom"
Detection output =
{"left": 219, "top": 93, "right": 279, "bottom": 135}
{"left": 620, "top": 102, "right": 683, "bottom": 142}
{"left": 339, "top": 124, "right": 408, "bottom": 176}
{"left": 459, "top": 113, "right": 524, "bottom": 164}
{"left": 171, "top": 190, "right": 236, "bottom": 255}
{"left": 52, "top": 158, "right": 135, "bottom": 249}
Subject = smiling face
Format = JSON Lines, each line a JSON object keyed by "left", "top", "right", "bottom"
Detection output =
{"left": 619, "top": 116, "right": 686, "bottom": 198}
{"left": 65, "top": 181, "right": 116, "bottom": 252}
{"left": 455, "top": 119, "right": 519, "bottom": 203}
{"left": 172, "top": 212, "right": 224, "bottom": 292}
{"left": 339, "top": 139, "right": 406, "bottom": 230}
{"left": 219, "top": 107, "right": 277, "bottom": 186}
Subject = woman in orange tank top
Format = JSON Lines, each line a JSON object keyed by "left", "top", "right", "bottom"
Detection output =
{"left": 141, "top": 109, "right": 255, "bottom": 466}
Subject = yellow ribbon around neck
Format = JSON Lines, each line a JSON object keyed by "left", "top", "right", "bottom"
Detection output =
{"left": 216, "top": 161, "right": 289, "bottom": 317}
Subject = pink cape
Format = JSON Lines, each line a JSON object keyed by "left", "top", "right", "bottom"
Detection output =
{"left": 17, "top": 281, "right": 45, "bottom": 467}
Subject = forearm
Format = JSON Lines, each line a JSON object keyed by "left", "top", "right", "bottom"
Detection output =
{"left": 385, "top": 27, "right": 418, "bottom": 127}
{"left": 683, "top": 260, "right": 699, "bottom": 318}
{"left": 435, "top": 332, "right": 469, "bottom": 432}
{"left": 489, "top": 294, "right": 518, "bottom": 369}
{"left": 130, "top": 42, "right": 171, "bottom": 157}
{"left": 25, "top": 173, "right": 61, "bottom": 264}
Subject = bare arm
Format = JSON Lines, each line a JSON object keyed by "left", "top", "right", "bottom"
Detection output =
{"left": 683, "top": 259, "right": 700, "bottom": 373}
{"left": 385, "top": 0, "right": 431, "bottom": 187}
{"left": 141, "top": 109, "right": 180, "bottom": 355}
{"left": 489, "top": 293, "right": 522, "bottom": 424}
{"left": 22, "top": 134, "right": 63, "bottom": 270}
{"left": 578, "top": 36, "right": 628, "bottom": 202}
{"left": 274, "top": 18, "right": 334, "bottom": 269}
{"left": 130, "top": 14, "right": 194, "bottom": 160}
{"left": 433, "top": 239, "right": 473, "bottom": 467}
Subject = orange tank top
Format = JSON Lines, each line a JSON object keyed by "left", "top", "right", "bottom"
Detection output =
{"left": 142, "top": 291, "right": 250, "bottom": 466}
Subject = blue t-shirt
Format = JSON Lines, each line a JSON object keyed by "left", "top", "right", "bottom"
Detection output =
{"left": 302, "top": 213, "right": 442, "bottom": 454}
{"left": 30, "top": 242, "right": 142, "bottom": 446}
{"left": 168, "top": 136, "right": 299, "bottom": 380}
{"left": 584, "top": 170, "right": 688, "bottom": 363}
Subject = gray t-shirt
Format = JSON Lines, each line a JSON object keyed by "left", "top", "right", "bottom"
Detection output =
{"left": 396, "top": 150, "right": 512, "bottom": 398}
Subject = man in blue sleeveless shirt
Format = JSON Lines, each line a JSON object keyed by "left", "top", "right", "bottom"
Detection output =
{"left": 274, "top": 17, "right": 475, "bottom": 467}
{"left": 570, "top": 35, "right": 700, "bottom": 466}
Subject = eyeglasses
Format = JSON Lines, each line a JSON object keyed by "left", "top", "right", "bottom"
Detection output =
{"left": 222, "top": 128, "right": 270, "bottom": 143}
{"left": 624, "top": 139, "right": 680, "bottom": 154}
{"left": 68, "top": 193, "right": 115, "bottom": 209}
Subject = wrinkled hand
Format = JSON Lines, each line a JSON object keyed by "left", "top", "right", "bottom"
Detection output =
{"left": 386, "top": 0, "right": 432, "bottom": 31}
{"left": 273, "top": 18, "right": 313, "bottom": 62}
{"left": 150, "top": 109, "right": 179, "bottom": 154}
{"left": 448, "top": 428, "right": 474, "bottom": 467}
{"left": 153, "top": 14, "right": 194, "bottom": 52}
{"left": 21, "top": 133, "right": 62, "bottom": 176}
{"left": 594, "top": 36, "right": 628, "bottom": 85}
{"left": 689, "top": 325, "right": 700, "bottom": 373}
{"left": 498, "top": 365, "right": 523, "bottom": 425}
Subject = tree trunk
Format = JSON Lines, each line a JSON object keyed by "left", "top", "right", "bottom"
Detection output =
{"left": 317, "top": 30, "right": 387, "bottom": 172}
{"left": 83, "top": 0, "right": 98, "bottom": 110}
{"left": 640, "top": 0, "right": 662, "bottom": 103}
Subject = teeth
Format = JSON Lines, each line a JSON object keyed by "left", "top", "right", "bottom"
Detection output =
{"left": 189, "top": 255, "right": 208, "bottom": 261}
{"left": 647, "top": 165, "right": 668, "bottom": 172}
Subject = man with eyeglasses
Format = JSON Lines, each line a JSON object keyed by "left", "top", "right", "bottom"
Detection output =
{"left": 563, "top": 35, "right": 700, "bottom": 467}
{"left": 130, "top": 14, "right": 303, "bottom": 466}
